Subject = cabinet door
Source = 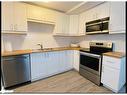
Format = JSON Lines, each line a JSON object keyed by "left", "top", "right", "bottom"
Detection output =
{"left": 109, "top": 2, "right": 125, "bottom": 33}
{"left": 69, "top": 15, "right": 79, "bottom": 35}
{"left": 39, "top": 53, "right": 49, "bottom": 78}
{"left": 30, "top": 53, "right": 48, "bottom": 81}
{"left": 30, "top": 53, "right": 42, "bottom": 81}
{"left": 53, "top": 13, "right": 69, "bottom": 34}
{"left": 101, "top": 65, "right": 120, "bottom": 92}
{"left": 27, "top": 4, "right": 43, "bottom": 21}
{"left": 62, "top": 15, "right": 69, "bottom": 34}
{"left": 85, "top": 9, "right": 95, "bottom": 22}
{"left": 13, "top": 2, "right": 27, "bottom": 32}
{"left": 58, "top": 51, "right": 65, "bottom": 72}
{"left": 96, "top": 2, "right": 110, "bottom": 19}
{"left": 46, "top": 52, "right": 60, "bottom": 75}
{"left": 61, "top": 50, "right": 73, "bottom": 71}
{"left": 44, "top": 9, "right": 57, "bottom": 23}
{"left": 53, "top": 13, "right": 63, "bottom": 34}
{"left": 79, "top": 13, "right": 86, "bottom": 35}
{"left": 67, "top": 50, "right": 74, "bottom": 69}
{"left": 73, "top": 50, "right": 80, "bottom": 71}
{"left": 2, "top": 2, "right": 14, "bottom": 31}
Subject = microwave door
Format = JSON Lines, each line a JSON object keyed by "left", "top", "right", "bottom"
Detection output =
{"left": 102, "top": 21, "right": 109, "bottom": 33}
{"left": 86, "top": 23, "right": 102, "bottom": 34}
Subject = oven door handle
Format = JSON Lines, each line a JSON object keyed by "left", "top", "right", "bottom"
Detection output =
{"left": 80, "top": 52, "right": 101, "bottom": 59}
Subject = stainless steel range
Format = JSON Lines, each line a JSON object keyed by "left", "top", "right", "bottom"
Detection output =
{"left": 79, "top": 42, "right": 113, "bottom": 85}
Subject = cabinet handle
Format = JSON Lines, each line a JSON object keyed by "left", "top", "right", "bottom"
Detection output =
{"left": 14, "top": 24, "right": 17, "bottom": 31}
{"left": 10, "top": 24, "right": 13, "bottom": 30}
{"left": 106, "top": 60, "right": 114, "bottom": 63}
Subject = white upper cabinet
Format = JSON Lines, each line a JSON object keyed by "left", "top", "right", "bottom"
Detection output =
{"left": 84, "top": 2, "right": 110, "bottom": 22}
{"left": 44, "top": 9, "right": 57, "bottom": 23}
{"left": 27, "top": 4, "right": 56, "bottom": 24}
{"left": 2, "top": 2, "right": 27, "bottom": 33}
{"left": 95, "top": 2, "right": 110, "bottom": 19}
{"left": 69, "top": 15, "right": 79, "bottom": 35}
{"left": 27, "top": 4, "right": 43, "bottom": 21}
{"left": 54, "top": 14, "right": 85, "bottom": 36}
{"left": 79, "top": 12, "right": 87, "bottom": 35}
{"left": 53, "top": 13, "right": 69, "bottom": 35}
{"left": 109, "top": 2, "right": 125, "bottom": 34}
{"left": 2, "top": 2, "right": 14, "bottom": 31}
{"left": 13, "top": 2, "right": 27, "bottom": 32}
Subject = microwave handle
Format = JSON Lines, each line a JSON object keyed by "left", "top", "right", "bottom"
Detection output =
{"left": 100, "top": 21, "right": 103, "bottom": 31}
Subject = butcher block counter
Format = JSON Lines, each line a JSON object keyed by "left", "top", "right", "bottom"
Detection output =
{"left": 103, "top": 51, "right": 126, "bottom": 58}
{"left": 2, "top": 47, "right": 81, "bottom": 57}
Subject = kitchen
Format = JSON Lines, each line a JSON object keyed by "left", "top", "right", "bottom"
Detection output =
{"left": 1, "top": 1, "right": 126, "bottom": 94}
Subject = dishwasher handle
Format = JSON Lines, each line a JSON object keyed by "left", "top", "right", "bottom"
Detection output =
{"left": 2, "top": 54, "right": 29, "bottom": 61}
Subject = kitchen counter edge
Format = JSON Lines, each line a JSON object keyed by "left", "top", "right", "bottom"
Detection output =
{"left": 2, "top": 47, "right": 81, "bottom": 57}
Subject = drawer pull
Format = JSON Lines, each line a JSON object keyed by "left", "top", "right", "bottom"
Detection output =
{"left": 106, "top": 60, "right": 114, "bottom": 63}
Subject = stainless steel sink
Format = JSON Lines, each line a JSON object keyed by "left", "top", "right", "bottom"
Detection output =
{"left": 32, "top": 48, "right": 53, "bottom": 52}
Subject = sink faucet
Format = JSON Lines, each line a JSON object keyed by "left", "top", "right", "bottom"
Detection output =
{"left": 37, "top": 44, "right": 43, "bottom": 50}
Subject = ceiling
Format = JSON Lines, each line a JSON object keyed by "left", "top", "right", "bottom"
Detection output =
{"left": 26, "top": 1, "right": 104, "bottom": 14}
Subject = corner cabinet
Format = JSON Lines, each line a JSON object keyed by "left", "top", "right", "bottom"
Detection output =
{"left": 53, "top": 14, "right": 85, "bottom": 36}
{"left": 101, "top": 55, "right": 126, "bottom": 93}
{"left": 109, "top": 2, "right": 126, "bottom": 34}
{"left": 69, "top": 15, "right": 85, "bottom": 36}
{"left": 2, "top": 2, "right": 27, "bottom": 33}
{"left": 53, "top": 13, "right": 69, "bottom": 35}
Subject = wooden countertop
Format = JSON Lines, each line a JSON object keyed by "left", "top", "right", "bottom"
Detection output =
{"left": 2, "top": 47, "right": 81, "bottom": 57}
{"left": 103, "top": 52, "right": 126, "bottom": 58}
{"left": 2, "top": 49, "right": 33, "bottom": 57}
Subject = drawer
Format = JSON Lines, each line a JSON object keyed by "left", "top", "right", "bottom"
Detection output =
{"left": 102, "top": 56, "right": 121, "bottom": 69}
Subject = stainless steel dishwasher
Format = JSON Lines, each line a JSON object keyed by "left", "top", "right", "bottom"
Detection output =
{"left": 1, "top": 54, "right": 31, "bottom": 88}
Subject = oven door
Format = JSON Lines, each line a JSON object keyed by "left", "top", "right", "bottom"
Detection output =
{"left": 80, "top": 52, "right": 102, "bottom": 75}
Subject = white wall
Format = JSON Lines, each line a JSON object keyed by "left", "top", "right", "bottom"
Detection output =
{"left": 2, "top": 21, "right": 81, "bottom": 51}
{"left": 79, "top": 33, "right": 126, "bottom": 52}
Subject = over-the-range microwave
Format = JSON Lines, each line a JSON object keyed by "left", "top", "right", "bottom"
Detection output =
{"left": 86, "top": 17, "right": 109, "bottom": 35}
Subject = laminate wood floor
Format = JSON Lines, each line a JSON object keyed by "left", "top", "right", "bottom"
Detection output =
{"left": 13, "top": 70, "right": 113, "bottom": 93}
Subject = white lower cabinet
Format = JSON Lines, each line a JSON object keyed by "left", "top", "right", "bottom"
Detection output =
{"left": 73, "top": 50, "right": 80, "bottom": 71}
{"left": 101, "top": 65, "right": 120, "bottom": 92}
{"left": 47, "top": 52, "right": 61, "bottom": 75}
{"left": 30, "top": 50, "right": 73, "bottom": 82}
{"left": 101, "top": 55, "right": 126, "bottom": 93}
{"left": 30, "top": 53, "right": 48, "bottom": 81}
{"left": 52, "top": 50, "right": 73, "bottom": 72}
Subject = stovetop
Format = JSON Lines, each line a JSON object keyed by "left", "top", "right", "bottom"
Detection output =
{"left": 80, "top": 47, "right": 113, "bottom": 55}
{"left": 80, "top": 48, "right": 90, "bottom": 52}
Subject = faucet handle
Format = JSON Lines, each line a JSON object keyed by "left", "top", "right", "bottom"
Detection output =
{"left": 37, "top": 43, "right": 41, "bottom": 45}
